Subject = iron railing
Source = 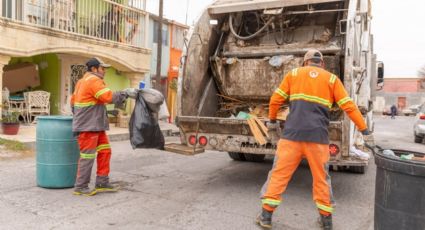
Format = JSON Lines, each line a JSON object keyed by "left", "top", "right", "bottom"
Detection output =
{"left": 0, "top": 0, "right": 148, "bottom": 48}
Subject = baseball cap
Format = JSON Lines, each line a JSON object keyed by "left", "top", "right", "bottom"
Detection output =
{"left": 303, "top": 49, "right": 323, "bottom": 62}
{"left": 86, "top": 57, "right": 111, "bottom": 68}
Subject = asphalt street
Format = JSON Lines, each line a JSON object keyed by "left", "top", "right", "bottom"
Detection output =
{"left": 0, "top": 115, "right": 422, "bottom": 230}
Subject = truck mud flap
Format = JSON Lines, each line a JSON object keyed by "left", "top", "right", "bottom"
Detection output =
{"left": 164, "top": 143, "right": 205, "bottom": 156}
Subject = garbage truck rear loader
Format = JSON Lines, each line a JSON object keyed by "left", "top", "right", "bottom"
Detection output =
{"left": 170, "top": 0, "right": 378, "bottom": 173}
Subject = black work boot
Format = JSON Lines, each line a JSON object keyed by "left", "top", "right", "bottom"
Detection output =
{"left": 95, "top": 182, "right": 120, "bottom": 193}
{"left": 256, "top": 208, "right": 273, "bottom": 229}
{"left": 318, "top": 214, "right": 333, "bottom": 230}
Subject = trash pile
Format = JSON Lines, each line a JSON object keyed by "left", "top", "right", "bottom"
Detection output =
{"left": 349, "top": 146, "right": 370, "bottom": 160}
{"left": 382, "top": 149, "right": 425, "bottom": 162}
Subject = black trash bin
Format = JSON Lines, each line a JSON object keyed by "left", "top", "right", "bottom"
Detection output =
{"left": 375, "top": 149, "right": 425, "bottom": 230}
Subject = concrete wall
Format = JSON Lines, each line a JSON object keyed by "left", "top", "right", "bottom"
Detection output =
{"left": 374, "top": 92, "right": 425, "bottom": 112}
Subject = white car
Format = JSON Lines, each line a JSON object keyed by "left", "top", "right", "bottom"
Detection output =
{"left": 414, "top": 104, "right": 425, "bottom": 143}
{"left": 403, "top": 104, "right": 421, "bottom": 116}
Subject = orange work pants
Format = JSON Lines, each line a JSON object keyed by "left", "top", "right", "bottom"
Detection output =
{"left": 75, "top": 131, "right": 112, "bottom": 189}
{"left": 260, "top": 139, "right": 334, "bottom": 215}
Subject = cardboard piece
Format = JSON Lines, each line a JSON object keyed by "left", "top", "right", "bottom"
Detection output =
{"left": 3, "top": 63, "right": 40, "bottom": 93}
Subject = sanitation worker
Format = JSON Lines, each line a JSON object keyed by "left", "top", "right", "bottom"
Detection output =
{"left": 71, "top": 57, "right": 138, "bottom": 196}
{"left": 256, "top": 49, "right": 374, "bottom": 229}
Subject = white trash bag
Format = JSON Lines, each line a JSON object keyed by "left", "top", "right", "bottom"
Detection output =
{"left": 139, "top": 88, "right": 164, "bottom": 112}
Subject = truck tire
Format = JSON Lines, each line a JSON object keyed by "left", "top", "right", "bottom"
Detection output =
{"left": 350, "top": 166, "right": 366, "bottom": 174}
{"left": 228, "top": 152, "right": 246, "bottom": 161}
{"left": 414, "top": 135, "right": 423, "bottom": 143}
{"left": 244, "top": 153, "right": 266, "bottom": 162}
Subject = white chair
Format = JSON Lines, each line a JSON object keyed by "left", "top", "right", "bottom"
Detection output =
{"left": 24, "top": 91, "right": 50, "bottom": 123}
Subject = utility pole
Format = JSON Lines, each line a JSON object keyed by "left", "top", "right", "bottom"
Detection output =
{"left": 185, "top": 0, "right": 190, "bottom": 25}
{"left": 155, "top": 0, "right": 164, "bottom": 91}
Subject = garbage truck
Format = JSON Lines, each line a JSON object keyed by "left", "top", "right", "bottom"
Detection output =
{"left": 167, "top": 0, "right": 381, "bottom": 173}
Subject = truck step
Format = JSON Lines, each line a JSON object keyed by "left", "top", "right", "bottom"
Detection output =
{"left": 164, "top": 143, "right": 205, "bottom": 156}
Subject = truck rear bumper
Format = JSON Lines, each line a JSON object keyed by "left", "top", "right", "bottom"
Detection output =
{"left": 175, "top": 116, "right": 368, "bottom": 166}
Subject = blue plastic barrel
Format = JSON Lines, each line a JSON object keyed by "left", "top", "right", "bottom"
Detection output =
{"left": 36, "top": 116, "right": 79, "bottom": 188}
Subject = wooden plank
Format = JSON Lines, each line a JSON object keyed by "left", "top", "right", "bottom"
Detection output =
{"left": 247, "top": 118, "right": 267, "bottom": 145}
{"left": 164, "top": 143, "right": 205, "bottom": 156}
{"left": 209, "top": 0, "right": 343, "bottom": 14}
{"left": 254, "top": 117, "right": 269, "bottom": 138}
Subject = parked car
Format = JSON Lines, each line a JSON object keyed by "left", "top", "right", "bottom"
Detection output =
{"left": 413, "top": 104, "right": 425, "bottom": 143}
{"left": 402, "top": 104, "right": 422, "bottom": 116}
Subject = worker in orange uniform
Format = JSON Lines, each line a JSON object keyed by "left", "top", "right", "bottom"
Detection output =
{"left": 256, "top": 50, "right": 374, "bottom": 229}
{"left": 71, "top": 57, "right": 138, "bottom": 196}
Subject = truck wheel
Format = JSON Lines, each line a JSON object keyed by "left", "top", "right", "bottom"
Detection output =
{"left": 350, "top": 166, "right": 366, "bottom": 174}
{"left": 228, "top": 152, "right": 246, "bottom": 161}
{"left": 414, "top": 135, "right": 423, "bottom": 143}
{"left": 244, "top": 153, "right": 266, "bottom": 162}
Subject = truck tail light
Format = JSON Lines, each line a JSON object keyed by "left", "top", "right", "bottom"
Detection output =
{"left": 420, "top": 115, "right": 425, "bottom": 120}
{"left": 199, "top": 136, "right": 208, "bottom": 146}
{"left": 329, "top": 144, "right": 340, "bottom": 156}
{"left": 188, "top": 135, "right": 197, "bottom": 145}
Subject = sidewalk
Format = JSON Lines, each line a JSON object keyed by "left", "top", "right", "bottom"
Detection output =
{"left": 0, "top": 121, "right": 179, "bottom": 150}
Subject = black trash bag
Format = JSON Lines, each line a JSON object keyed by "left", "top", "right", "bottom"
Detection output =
{"left": 129, "top": 92, "right": 164, "bottom": 150}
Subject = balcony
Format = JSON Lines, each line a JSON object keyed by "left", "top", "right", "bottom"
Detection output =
{"left": 0, "top": 0, "right": 151, "bottom": 73}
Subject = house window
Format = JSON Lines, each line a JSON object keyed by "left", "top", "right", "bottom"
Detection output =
{"left": 172, "top": 26, "right": 186, "bottom": 50}
{"left": 153, "top": 21, "right": 169, "bottom": 45}
{"left": 2, "top": 0, "right": 23, "bottom": 20}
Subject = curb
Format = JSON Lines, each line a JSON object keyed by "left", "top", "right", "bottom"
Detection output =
{"left": 23, "top": 129, "right": 180, "bottom": 151}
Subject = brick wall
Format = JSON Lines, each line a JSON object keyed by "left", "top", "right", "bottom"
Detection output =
{"left": 383, "top": 79, "right": 423, "bottom": 93}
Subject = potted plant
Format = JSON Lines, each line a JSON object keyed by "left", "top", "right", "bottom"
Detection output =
{"left": 1, "top": 111, "right": 20, "bottom": 135}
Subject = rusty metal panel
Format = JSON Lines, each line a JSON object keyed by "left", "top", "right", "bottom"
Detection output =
{"left": 214, "top": 56, "right": 340, "bottom": 101}
{"left": 222, "top": 58, "right": 296, "bottom": 100}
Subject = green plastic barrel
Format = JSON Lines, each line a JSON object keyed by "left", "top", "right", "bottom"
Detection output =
{"left": 36, "top": 116, "right": 79, "bottom": 188}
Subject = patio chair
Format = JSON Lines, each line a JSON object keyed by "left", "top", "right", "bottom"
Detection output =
{"left": 24, "top": 91, "right": 50, "bottom": 123}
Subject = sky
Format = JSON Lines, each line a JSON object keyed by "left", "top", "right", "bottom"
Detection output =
{"left": 146, "top": 0, "right": 425, "bottom": 77}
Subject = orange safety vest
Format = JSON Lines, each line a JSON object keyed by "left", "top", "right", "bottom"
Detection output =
{"left": 269, "top": 65, "right": 367, "bottom": 144}
{"left": 71, "top": 72, "right": 115, "bottom": 132}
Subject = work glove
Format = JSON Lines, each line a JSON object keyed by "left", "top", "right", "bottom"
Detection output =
{"left": 123, "top": 88, "right": 139, "bottom": 99}
{"left": 362, "top": 129, "right": 375, "bottom": 148}
{"left": 267, "top": 120, "right": 280, "bottom": 131}
{"left": 267, "top": 120, "right": 281, "bottom": 142}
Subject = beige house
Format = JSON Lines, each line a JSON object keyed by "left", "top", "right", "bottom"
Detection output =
{"left": 0, "top": 0, "right": 152, "bottom": 116}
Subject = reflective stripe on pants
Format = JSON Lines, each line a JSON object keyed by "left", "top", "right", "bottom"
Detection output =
{"left": 75, "top": 131, "right": 112, "bottom": 188}
{"left": 260, "top": 139, "right": 334, "bottom": 215}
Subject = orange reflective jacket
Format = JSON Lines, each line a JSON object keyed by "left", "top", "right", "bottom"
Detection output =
{"left": 71, "top": 72, "right": 125, "bottom": 132}
{"left": 269, "top": 66, "right": 367, "bottom": 144}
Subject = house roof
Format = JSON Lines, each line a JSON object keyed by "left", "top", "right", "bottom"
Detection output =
{"left": 149, "top": 14, "right": 190, "bottom": 29}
